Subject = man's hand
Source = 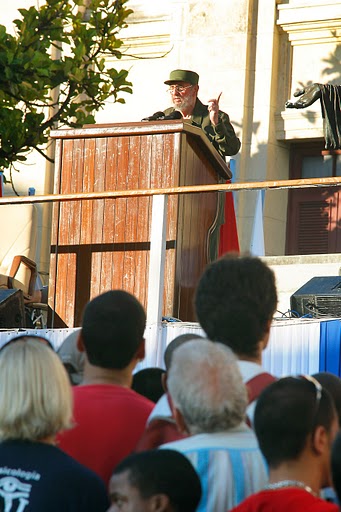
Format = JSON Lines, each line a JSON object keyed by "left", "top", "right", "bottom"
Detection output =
{"left": 285, "top": 83, "right": 322, "bottom": 109}
{"left": 208, "top": 92, "right": 222, "bottom": 125}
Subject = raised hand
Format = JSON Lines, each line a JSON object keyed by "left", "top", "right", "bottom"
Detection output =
{"left": 208, "top": 92, "right": 222, "bottom": 125}
{"left": 286, "top": 83, "right": 322, "bottom": 109}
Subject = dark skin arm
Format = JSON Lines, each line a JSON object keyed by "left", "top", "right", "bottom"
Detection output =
{"left": 285, "top": 83, "right": 321, "bottom": 109}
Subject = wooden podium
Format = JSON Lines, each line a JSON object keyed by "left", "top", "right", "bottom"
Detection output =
{"left": 49, "top": 121, "right": 231, "bottom": 327}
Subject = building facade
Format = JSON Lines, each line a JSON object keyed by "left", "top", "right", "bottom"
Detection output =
{"left": 2, "top": 0, "right": 340, "bottom": 274}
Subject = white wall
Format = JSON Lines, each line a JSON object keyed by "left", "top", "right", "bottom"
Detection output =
{"left": 265, "top": 254, "right": 341, "bottom": 316}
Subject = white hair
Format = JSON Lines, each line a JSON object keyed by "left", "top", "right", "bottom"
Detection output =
{"left": 0, "top": 338, "right": 73, "bottom": 441}
{"left": 167, "top": 339, "right": 247, "bottom": 434}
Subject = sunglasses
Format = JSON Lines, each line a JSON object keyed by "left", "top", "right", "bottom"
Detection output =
{"left": 0, "top": 335, "right": 54, "bottom": 353}
{"left": 297, "top": 374, "right": 322, "bottom": 424}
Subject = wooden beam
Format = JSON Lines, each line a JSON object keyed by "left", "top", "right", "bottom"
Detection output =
{"left": 0, "top": 176, "right": 340, "bottom": 205}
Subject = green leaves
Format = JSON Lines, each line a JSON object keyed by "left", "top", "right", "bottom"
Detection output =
{"left": 0, "top": 0, "right": 133, "bottom": 170}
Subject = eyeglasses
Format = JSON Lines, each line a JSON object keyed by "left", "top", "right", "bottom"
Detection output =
{"left": 167, "top": 84, "right": 193, "bottom": 94}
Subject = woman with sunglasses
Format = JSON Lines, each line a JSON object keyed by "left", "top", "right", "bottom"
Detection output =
{"left": 0, "top": 335, "right": 109, "bottom": 512}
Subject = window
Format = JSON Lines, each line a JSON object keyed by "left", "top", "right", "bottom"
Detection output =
{"left": 286, "top": 144, "right": 341, "bottom": 255}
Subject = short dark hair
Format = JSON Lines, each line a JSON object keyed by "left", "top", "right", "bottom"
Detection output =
{"left": 113, "top": 449, "right": 201, "bottom": 512}
{"left": 164, "top": 333, "right": 203, "bottom": 371}
{"left": 254, "top": 376, "right": 336, "bottom": 468}
{"left": 132, "top": 367, "right": 166, "bottom": 403}
{"left": 195, "top": 254, "right": 277, "bottom": 357}
{"left": 331, "top": 431, "right": 341, "bottom": 503}
{"left": 81, "top": 290, "right": 146, "bottom": 369}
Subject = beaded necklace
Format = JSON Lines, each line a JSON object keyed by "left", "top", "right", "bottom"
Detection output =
{"left": 264, "top": 480, "right": 318, "bottom": 497}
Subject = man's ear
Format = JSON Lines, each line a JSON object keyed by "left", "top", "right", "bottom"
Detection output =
{"left": 77, "top": 332, "right": 86, "bottom": 353}
{"left": 149, "top": 493, "right": 170, "bottom": 512}
{"left": 161, "top": 372, "right": 168, "bottom": 392}
{"left": 312, "top": 425, "right": 328, "bottom": 456}
{"left": 135, "top": 338, "right": 146, "bottom": 361}
{"left": 264, "top": 318, "right": 272, "bottom": 335}
{"left": 260, "top": 319, "right": 272, "bottom": 350}
{"left": 172, "top": 404, "right": 190, "bottom": 435}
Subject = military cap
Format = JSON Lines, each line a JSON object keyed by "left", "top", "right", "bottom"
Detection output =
{"left": 164, "top": 69, "right": 199, "bottom": 85}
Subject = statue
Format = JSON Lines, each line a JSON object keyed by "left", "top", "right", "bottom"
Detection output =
{"left": 286, "top": 83, "right": 341, "bottom": 149}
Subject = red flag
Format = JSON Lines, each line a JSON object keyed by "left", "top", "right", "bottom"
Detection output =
{"left": 219, "top": 187, "right": 240, "bottom": 255}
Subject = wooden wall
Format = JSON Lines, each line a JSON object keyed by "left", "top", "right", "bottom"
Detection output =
{"left": 49, "top": 122, "right": 230, "bottom": 326}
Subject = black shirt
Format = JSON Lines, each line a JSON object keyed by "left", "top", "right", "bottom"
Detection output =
{"left": 0, "top": 439, "right": 109, "bottom": 511}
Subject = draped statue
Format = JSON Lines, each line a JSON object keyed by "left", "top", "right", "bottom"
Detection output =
{"left": 286, "top": 83, "right": 341, "bottom": 149}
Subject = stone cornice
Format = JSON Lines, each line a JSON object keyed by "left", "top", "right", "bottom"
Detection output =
{"left": 117, "top": 5, "right": 172, "bottom": 58}
{"left": 275, "top": 110, "right": 324, "bottom": 141}
{"left": 277, "top": 2, "right": 341, "bottom": 44}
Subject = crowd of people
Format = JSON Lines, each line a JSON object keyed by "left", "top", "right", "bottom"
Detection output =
{"left": 1, "top": 253, "right": 341, "bottom": 511}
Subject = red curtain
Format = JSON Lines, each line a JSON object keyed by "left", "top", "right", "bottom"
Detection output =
{"left": 219, "top": 189, "right": 240, "bottom": 256}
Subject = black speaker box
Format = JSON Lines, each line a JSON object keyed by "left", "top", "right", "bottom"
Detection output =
{"left": 290, "top": 276, "right": 341, "bottom": 318}
{"left": 0, "top": 289, "right": 25, "bottom": 328}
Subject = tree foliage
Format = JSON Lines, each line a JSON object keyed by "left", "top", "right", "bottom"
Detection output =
{"left": 0, "top": 0, "right": 133, "bottom": 172}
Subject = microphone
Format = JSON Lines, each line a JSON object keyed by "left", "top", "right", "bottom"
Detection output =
{"left": 161, "top": 110, "right": 183, "bottom": 120}
{"left": 141, "top": 111, "right": 165, "bottom": 122}
{"left": 141, "top": 110, "right": 183, "bottom": 122}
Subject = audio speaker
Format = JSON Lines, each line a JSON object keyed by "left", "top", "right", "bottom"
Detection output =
{"left": 290, "top": 276, "right": 341, "bottom": 318}
{"left": 0, "top": 289, "right": 25, "bottom": 328}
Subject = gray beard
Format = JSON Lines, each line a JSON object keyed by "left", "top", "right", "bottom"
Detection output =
{"left": 171, "top": 93, "right": 196, "bottom": 114}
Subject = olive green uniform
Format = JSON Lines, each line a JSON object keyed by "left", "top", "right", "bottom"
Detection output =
{"left": 164, "top": 98, "right": 241, "bottom": 158}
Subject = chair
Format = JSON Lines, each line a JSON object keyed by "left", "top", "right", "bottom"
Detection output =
{"left": 0, "top": 203, "right": 47, "bottom": 327}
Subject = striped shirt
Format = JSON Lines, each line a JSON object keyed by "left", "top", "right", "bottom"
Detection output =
{"left": 160, "top": 424, "right": 268, "bottom": 511}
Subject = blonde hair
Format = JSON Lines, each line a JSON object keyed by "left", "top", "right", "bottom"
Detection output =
{"left": 0, "top": 338, "right": 73, "bottom": 441}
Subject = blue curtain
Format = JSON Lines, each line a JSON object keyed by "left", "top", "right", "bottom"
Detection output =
{"left": 319, "top": 320, "right": 341, "bottom": 376}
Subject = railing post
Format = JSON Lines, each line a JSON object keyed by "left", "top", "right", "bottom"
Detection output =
{"left": 145, "top": 194, "right": 168, "bottom": 366}
{"left": 146, "top": 194, "right": 168, "bottom": 324}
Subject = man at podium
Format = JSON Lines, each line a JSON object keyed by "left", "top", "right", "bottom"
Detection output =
{"left": 163, "top": 69, "right": 241, "bottom": 158}
{"left": 163, "top": 69, "right": 241, "bottom": 257}
{"left": 143, "top": 69, "right": 241, "bottom": 260}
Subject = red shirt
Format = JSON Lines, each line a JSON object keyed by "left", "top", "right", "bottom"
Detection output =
{"left": 230, "top": 488, "right": 339, "bottom": 512}
{"left": 57, "top": 384, "right": 154, "bottom": 485}
{"left": 135, "top": 418, "right": 186, "bottom": 451}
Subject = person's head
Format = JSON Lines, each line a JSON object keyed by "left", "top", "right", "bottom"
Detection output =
{"left": 0, "top": 335, "right": 72, "bottom": 442}
{"left": 57, "top": 329, "right": 85, "bottom": 385}
{"left": 331, "top": 431, "right": 341, "bottom": 503}
{"left": 167, "top": 338, "right": 247, "bottom": 435}
{"left": 108, "top": 449, "right": 201, "bottom": 512}
{"left": 80, "top": 290, "right": 146, "bottom": 370}
{"left": 313, "top": 371, "right": 341, "bottom": 425}
{"left": 195, "top": 253, "right": 277, "bottom": 358}
{"left": 164, "top": 69, "right": 199, "bottom": 115}
{"left": 132, "top": 368, "right": 166, "bottom": 403}
{"left": 163, "top": 333, "right": 203, "bottom": 371}
{"left": 162, "top": 333, "right": 203, "bottom": 394}
{"left": 254, "top": 376, "right": 338, "bottom": 487}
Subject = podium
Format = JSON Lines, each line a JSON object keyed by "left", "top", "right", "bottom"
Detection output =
{"left": 49, "top": 121, "right": 231, "bottom": 327}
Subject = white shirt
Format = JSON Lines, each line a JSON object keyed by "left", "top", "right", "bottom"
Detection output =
{"left": 238, "top": 360, "right": 264, "bottom": 425}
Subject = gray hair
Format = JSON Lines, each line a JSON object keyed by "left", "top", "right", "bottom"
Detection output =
{"left": 167, "top": 339, "right": 247, "bottom": 434}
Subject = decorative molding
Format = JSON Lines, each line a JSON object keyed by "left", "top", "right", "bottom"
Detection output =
{"left": 118, "top": 4, "right": 173, "bottom": 58}
{"left": 114, "top": 35, "right": 172, "bottom": 59}
{"left": 277, "top": 3, "right": 341, "bottom": 45}
{"left": 275, "top": 110, "right": 324, "bottom": 141}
